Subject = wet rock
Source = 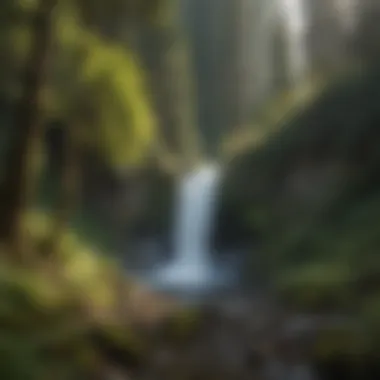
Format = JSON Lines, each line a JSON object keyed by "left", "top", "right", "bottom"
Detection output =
{"left": 263, "top": 360, "right": 318, "bottom": 380}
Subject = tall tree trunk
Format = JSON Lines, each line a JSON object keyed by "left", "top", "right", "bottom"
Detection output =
{"left": 46, "top": 125, "right": 80, "bottom": 258}
{"left": 0, "top": 0, "right": 57, "bottom": 260}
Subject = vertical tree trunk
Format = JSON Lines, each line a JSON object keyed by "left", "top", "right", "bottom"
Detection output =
{"left": 46, "top": 125, "right": 80, "bottom": 258}
{"left": 0, "top": 0, "right": 57, "bottom": 259}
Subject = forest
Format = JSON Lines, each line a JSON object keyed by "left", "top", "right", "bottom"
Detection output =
{"left": 0, "top": 0, "right": 380, "bottom": 379}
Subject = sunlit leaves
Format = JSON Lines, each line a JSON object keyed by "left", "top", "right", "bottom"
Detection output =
{"left": 1, "top": 0, "right": 158, "bottom": 171}
{"left": 75, "top": 0, "right": 169, "bottom": 34}
{"left": 17, "top": 0, "right": 39, "bottom": 12}
{"left": 44, "top": 1, "right": 157, "bottom": 170}
{"left": 78, "top": 43, "right": 156, "bottom": 168}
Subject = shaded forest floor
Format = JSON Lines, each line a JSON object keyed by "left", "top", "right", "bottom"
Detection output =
{"left": 1, "top": 209, "right": 380, "bottom": 380}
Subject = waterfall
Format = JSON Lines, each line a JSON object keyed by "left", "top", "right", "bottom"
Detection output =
{"left": 141, "top": 0, "right": 312, "bottom": 294}
{"left": 280, "top": 0, "right": 309, "bottom": 85}
{"left": 152, "top": 164, "right": 222, "bottom": 290}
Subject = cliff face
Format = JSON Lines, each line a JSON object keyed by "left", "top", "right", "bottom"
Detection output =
{"left": 220, "top": 65, "right": 380, "bottom": 273}
{"left": 213, "top": 65, "right": 380, "bottom": 367}
{"left": 180, "top": 0, "right": 286, "bottom": 153}
{"left": 178, "top": 0, "right": 366, "bottom": 155}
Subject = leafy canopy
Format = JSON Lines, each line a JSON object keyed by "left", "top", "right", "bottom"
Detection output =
{"left": 1, "top": 0, "right": 161, "bottom": 171}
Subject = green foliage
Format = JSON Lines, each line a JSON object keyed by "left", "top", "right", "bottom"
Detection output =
{"left": 0, "top": 334, "right": 46, "bottom": 380}
{"left": 276, "top": 262, "right": 353, "bottom": 312}
{"left": 313, "top": 325, "right": 369, "bottom": 360}
{"left": 0, "top": 0, "right": 158, "bottom": 173}
{"left": 47, "top": 2, "right": 157, "bottom": 171}
{"left": 76, "top": 0, "right": 169, "bottom": 30}
{"left": 22, "top": 211, "right": 122, "bottom": 310}
{"left": 0, "top": 0, "right": 173, "bottom": 376}
{"left": 0, "top": 260, "right": 78, "bottom": 379}
{"left": 0, "top": 210, "right": 144, "bottom": 379}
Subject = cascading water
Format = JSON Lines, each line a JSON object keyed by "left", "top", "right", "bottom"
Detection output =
{"left": 143, "top": 0, "right": 312, "bottom": 295}
{"left": 280, "top": 0, "right": 309, "bottom": 85}
{"left": 151, "top": 164, "right": 223, "bottom": 291}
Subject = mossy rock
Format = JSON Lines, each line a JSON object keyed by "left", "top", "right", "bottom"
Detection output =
{"left": 87, "top": 324, "right": 147, "bottom": 369}
{"left": 162, "top": 308, "right": 202, "bottom": 343}
{"left": 0, "top": 210, "right": 146, "bottom": 376}
{"left": 358, "top": 294, "right": 380, "bottom": 352}
{"left": 276, "top": 262, "right": 353, "bottom": 312}
{"left": 313, "top": 325, "right": 369, "bottom": 361}
{"left": 0, "top": 333, "right": 46, "bottom": 380}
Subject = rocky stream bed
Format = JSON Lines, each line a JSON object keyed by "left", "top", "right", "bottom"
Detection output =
{"left": 94, "top": 288, "right": 372, "bottom": 380}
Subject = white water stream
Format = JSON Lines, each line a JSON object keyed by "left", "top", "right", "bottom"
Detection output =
{"left": 151, "top": 164, "right": 223, "bottom": 290}
{"left": 280, "top": 0, "right": 309, "bottom": 85}
{"left": 147, "top": 0, "right": 310, "bottom": 293}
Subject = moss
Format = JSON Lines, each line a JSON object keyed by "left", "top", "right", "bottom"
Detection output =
{"left": 313, "top": 326, "right": 369, "bottom": 361}
{"left": 165, "top": 308, "right": 202, "bottom": 342}
{"left": 0, "top": 210, "right": 152, "bottom": 378}
{"left": 0, "top": 333, "right": 47, "bottom": 380}
{"left": 276, "top": 262, "right": 353, "bottom": 313}
{"left": 359, "top": 294, "right": 380, "bottom": 351}
{"left": 87, "top": 324, "right": 147, "bottom": 370}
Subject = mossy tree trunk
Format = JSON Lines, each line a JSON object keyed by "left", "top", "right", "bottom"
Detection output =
{"left": 0, "top": 0, "right": 57, "bottom": 260}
